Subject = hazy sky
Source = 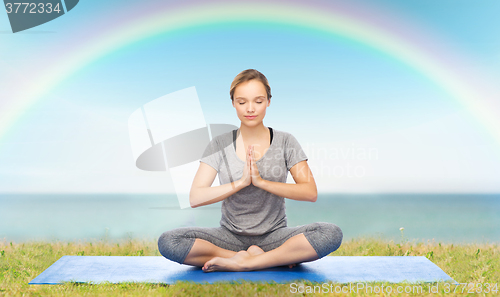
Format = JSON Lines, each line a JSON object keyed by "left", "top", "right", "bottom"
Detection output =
{"left": 0, "top": 0, "right": 499, "bottom": 194}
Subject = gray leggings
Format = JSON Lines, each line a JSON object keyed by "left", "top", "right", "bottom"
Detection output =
{"left": 158, "top": 222, "right": 343, "bottom": 264}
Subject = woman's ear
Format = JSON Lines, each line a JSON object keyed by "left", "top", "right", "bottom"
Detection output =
{"left": 267, "top": 99, "right": 271, "bottom": 107}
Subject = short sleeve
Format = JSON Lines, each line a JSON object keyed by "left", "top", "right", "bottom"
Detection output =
{"left": 200, "top": 138, "right": 222, "bottom": 172}
{"left": 284, "top": 133, "right": 308, "bottom": 171}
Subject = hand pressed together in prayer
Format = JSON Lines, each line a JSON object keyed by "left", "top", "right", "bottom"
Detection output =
{"left": 240, "top": 145, "right": 265, "bottom": 188}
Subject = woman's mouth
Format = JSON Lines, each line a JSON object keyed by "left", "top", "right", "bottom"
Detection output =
{"left": 245, "top": 116, "right": 257, "bottom": 120}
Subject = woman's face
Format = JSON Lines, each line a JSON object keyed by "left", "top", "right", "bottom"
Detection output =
{"left": 232, "top": 79, "right": 270, "bottom": 127}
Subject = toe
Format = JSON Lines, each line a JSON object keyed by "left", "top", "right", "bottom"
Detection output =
{"left": 202, "top": 261, "right": 212, "bottom": 272}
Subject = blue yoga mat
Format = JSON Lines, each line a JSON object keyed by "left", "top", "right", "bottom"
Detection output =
{"left": 30, "top": 256, "right": 455, "bottom": 285}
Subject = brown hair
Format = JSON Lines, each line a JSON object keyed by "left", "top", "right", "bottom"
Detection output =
{"left": 230, "top": 69, "right": 272, "bottom": 101}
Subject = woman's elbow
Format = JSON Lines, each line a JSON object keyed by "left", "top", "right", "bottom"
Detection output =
{"left": 189, "top": 190, "right": 199, "bottom": 208}
{"left": 189, "top": 198, "right": 195, "bottom": 208}
{"left": 189, "top": 198, "right": 201, "bottom": 208}
{"left": 308, "top": 186, "right": 318, "bottom": 202}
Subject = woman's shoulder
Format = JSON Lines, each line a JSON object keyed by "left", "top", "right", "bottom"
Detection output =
{"left": 270, "top": 128, "right": 296, "bottom": 141}
{"left": 270, "top": 128, "right": 305, "bottom": 153}
{"left": 209, "top": 129, "right": 235, "bottom": 146}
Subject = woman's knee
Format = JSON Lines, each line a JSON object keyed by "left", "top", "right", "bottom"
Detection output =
{"left": 312, "top": 222, "right": 343, "bottom": 257}
{"left": 157, "top": 228, "right": 195, "bottom": 264}
{"left": 157, "top": 230, "right": 175, "bottom": 258}
{"left": 324, "top": 222, "right": 343, "bottom": 248}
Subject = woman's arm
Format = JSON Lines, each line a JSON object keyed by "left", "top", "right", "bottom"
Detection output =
{"left": 189, "top": 163, "right": 242, "bottom": 208}
{"left": 189, "top": 151, "right": 252, "bottom": 208}
{"left": 253, "top": 160, "right": 318, "bottom": 202}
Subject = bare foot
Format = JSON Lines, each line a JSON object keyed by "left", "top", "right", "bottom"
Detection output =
{"left": 245, "top": 246, "right": 298, "bottom": 268}
{"left": 203, "top": 250, "right": 253, "bottom": 272}
{"left": 246, "top": 245, "right": 265, "bottom": 256}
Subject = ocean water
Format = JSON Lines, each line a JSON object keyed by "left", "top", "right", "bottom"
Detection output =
{"left": 0, "top": 194, "right": 498, "bottom": 244}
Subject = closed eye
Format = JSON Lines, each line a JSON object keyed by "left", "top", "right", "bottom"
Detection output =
{"left": 238, "top": 101, "right": 263, "bottom": 105}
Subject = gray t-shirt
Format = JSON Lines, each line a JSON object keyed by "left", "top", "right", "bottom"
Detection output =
{"left": 200, "top": 128, "right": 308, "bottom": 235}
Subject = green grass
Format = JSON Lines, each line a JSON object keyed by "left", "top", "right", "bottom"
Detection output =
{"left": 0, "top": 237, "right": 498, "bottom": 296}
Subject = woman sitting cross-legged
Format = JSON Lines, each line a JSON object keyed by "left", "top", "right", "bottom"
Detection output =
{"left": 158, "top": 69, "right": 343, "bottom": 272}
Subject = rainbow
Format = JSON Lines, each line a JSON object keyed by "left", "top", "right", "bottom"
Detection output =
{"left": 1, "top": 0, "right": 499, "bottom": 147}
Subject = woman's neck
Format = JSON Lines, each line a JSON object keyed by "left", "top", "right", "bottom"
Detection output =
{"left": 239, "top": 123, "right": 268, "bottom": 141}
